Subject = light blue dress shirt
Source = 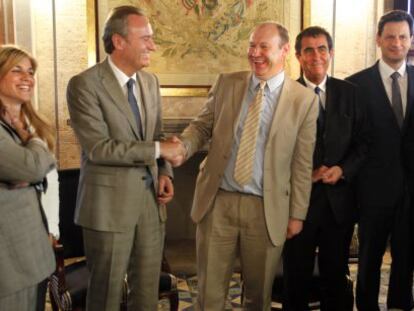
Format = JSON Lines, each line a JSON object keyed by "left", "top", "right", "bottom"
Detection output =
{"left": 220, "top": 71, "right": 285, "bottom": 196}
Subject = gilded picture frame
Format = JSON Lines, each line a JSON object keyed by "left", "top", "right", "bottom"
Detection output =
{"left": 87, "top": 0, "right": 304, "bottom": 95}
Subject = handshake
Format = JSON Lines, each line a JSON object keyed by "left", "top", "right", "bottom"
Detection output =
{"left": 160, "top": 136, "right": 187, "bottom": 167}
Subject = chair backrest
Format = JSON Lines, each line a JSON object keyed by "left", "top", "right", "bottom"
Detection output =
{"left": 58, "top": 169, "right": 84, "bottom": 258}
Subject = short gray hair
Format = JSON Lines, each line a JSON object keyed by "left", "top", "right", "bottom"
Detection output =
{"left": 102, "top": 5, "right": 146, "bottom": 54}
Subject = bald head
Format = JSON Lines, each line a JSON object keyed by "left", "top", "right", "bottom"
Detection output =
{"left": 251, "top": 22, "right": 289, "bottom": 47}
{"left": 248, "top": 21, "right": 290, "bottom": 80}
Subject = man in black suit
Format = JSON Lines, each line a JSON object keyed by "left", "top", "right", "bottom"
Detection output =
{"left": 347, "top": 10, "right": 414, "bottom": 311}
{"left": 283, "top": 26, "right": 368, "bottom": 310}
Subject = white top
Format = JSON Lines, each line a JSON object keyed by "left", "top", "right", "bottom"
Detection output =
{"left": 41, "top": 167, "right": 60, "bottom": 239}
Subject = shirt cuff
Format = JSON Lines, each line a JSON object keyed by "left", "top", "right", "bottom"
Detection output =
{"left": 48, "top": 223, "right": 60, "bottom": 240}
{"left": 155, "top": 141, "right": 160, "bottom": 159}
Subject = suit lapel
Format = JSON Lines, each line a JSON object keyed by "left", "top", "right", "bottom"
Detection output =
{"left": 231, "top": 73, "right": 251, "bottom": 137}
{"left": 371, "top": 62, "right": 396, "bottom": 113}
{"left": 267, "top": 77, "right": 292, "bottom": 139}
{"left": 137, "top": 71, "right": 154, "bottom": 141}
{"left": 297, "top": 76, "right": 306, "bottom": 87}
{"left": 0, "top": 120, "right": 20, "bottom": 142}
{"left": 99, "top": 59, "right": 141, "bottom": 139}
{"left": 324, "top": 77, "right": 335, "bottom": 133}
{"left": 404, "top": 65, "right": 414, "bottom": 130}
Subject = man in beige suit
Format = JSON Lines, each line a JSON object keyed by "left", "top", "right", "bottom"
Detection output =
{"left": 167, "top": 22, "right": 318, "bottom": 310}
{"left": 67, "top": 6, "right": 180, "bottom": 311}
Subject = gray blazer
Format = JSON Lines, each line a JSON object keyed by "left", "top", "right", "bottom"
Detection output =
{"left": 67, "top": 59, "right": 172, "bottom": 232}
{"left": 0, "top": 121, "right": 55, "bottom": 297}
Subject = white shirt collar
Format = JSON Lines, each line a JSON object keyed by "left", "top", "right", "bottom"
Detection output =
{"left": 252, "top": 71, "right": 285, "bottom": 92}
{"left": 379, "top": 58, "right": 406, "bottom": 78}
{"left": 108, "top": 56, "right": 137, "bottom": 87}
{"left": 303, "top": 75, "right": 328, "bottom": 93}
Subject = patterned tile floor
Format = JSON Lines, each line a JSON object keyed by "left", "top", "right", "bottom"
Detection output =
{"left": 47, "top": 253, "right": 393, "bottom": 310}
{"left": 158, "top": 256, "right": 393, "bottom": 311}
{"left": 158, "top": 273, "right": 242, "bottom": 311}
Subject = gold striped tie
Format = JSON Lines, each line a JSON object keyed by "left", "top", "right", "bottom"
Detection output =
{"left": 234, "top": 80, "right": 266, "bottom": 186}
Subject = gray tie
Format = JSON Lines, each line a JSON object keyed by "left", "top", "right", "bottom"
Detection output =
{"left": 390, "top": 72, "right": 404, "bottom": 129}
{"left": 314, "top": 86, "right": 325, "bottom": 127}
{"left": 126, "top": 78, "right": 143, "bottom": 138}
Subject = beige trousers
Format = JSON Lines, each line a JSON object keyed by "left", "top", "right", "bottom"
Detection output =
{"left": 196, "top": 189, "right": 283, "bottom": 311}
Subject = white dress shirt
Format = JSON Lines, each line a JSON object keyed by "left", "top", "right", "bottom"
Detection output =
{"left": 303, "top": 75, "right": 328, "bottom": 109}
{"left": 378, "top": 59, "right": 408, "bottom": 116}
{"left": 108, "top": 56, "right": 160, "bottom": 157}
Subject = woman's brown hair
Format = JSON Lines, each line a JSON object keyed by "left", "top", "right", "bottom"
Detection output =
{"left": 0, "top": 45, "right": 55, "bottom": 151}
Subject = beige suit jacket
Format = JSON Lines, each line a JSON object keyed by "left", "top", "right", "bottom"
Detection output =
{"left": 181, "top": 71, "right": 318, "bottom": 246}
{"left": 67, "top": 59, "right": 172, "bottom": 232}
{"left": 0, "top": 121, "right": 55, "bottom": 297}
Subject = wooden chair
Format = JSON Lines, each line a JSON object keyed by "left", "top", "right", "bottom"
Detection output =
{"left": 48, "top": 169, "right": 179, "bottom": 311}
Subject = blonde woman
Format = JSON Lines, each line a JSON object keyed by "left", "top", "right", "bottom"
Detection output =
{"left": 0, "top": 45, "right": 56, "bottom": 311}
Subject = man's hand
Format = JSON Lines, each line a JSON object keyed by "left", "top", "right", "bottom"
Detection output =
{"left": 160, "top": 136, "right": 186, "bottom": 167}
{"left": 157, "top": 174, "right": 174, "bottom": 205}
{"left": 48, "top": 234, "right": 59, "bottom": 247}
{"left": 312, "top": 165, "right": 329, "bottom": 183}
{"left": 286, "top": 218, "right": 303, "bottom": 239}
{"left": 321, "top": 165, "right": 343, "bottom": 185}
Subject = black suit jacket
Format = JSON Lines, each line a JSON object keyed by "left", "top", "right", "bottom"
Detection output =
{"left": 298, "top": 76, "right": 369, "bottom": 224}
{"left": 347, "top": 61, "right": 414, "bottom": 213}
{"left": 405, "top": 101, "right": 414, "bottom": 194}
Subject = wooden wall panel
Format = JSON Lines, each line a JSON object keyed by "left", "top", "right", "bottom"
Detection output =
{"left": 0, "top": 0, "right": 15, "bottom": 44}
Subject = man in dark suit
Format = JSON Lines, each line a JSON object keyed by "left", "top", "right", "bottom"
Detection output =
{"left": 67, "top": 6, "right": 182, "bottom": 311}
{"left": 347, "top": 10, "right": 414, "bottom": 311}
{"left": 283, "top": 26, "right": 369, "bottom": 310}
